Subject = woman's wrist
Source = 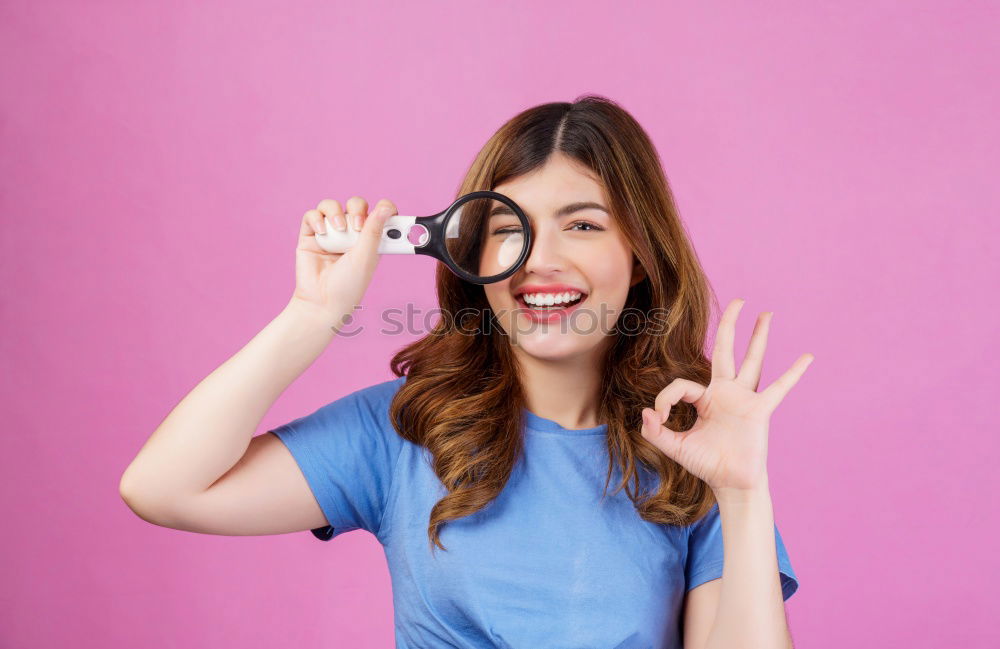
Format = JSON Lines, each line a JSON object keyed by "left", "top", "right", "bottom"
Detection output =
{"left": 712, "top": 473, "right": 772, "bottom": 508}
{"left": 282, "top": 296, "right": 353, "bottom": 335}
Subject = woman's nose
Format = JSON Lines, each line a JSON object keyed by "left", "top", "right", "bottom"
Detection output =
{"left": 522, "top": 225, "right": 565, "bottom": 275}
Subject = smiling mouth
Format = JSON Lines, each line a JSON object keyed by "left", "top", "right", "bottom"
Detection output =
{"left": 514, "top": 293, "right": 587, "bottom": 311}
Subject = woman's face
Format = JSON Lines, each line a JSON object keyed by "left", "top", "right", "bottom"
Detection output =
{"left": 482, "top": 152, "right": 644, "bottom": 363}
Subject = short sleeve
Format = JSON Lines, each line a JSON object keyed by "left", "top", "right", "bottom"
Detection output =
{"left": 269, "top": 377, "right": 406, "bottom": 542}
{"left": 685, "top": 502, "right": 800, "bottom": 600}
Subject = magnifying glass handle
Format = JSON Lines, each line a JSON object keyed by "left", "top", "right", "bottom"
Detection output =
{"left": 314, "top": 215, "right": 417, "bottom": 254}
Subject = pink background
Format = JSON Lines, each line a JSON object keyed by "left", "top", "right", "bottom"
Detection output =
{"left": 2, "top": 1, "right": 997, "bottom": 647}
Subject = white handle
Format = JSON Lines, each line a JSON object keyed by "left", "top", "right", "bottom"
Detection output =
{"left": 314, "top": 215, "right": 418, "bottom": 254}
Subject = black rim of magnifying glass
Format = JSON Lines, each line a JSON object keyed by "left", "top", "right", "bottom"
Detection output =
{"left": 411, "top": 190, "right": 533, "bottom": 285}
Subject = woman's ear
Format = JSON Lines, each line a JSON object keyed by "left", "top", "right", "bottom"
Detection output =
{"left": 630, "top": 257, "right": 647, "bottom": 287}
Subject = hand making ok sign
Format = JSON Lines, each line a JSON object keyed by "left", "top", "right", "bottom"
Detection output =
{"left": 640, "top": 298, "right": 814, "bottom": 494}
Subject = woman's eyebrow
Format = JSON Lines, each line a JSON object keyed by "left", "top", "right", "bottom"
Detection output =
{"left": 488, "top": 202, "right": 609, "bottom": 218}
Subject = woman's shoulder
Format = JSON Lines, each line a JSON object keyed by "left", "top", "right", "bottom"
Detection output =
{"left": 327, "top": 375, "right": 409, "bottom": 441}
{"left": 275, "top": 376, "right": 405, "bottom": 435}
{"left": 342, "top": 375, "right": 406, "bottom": 406}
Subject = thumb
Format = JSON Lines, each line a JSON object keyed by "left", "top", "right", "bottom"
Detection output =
{"left": 348, "top": 201, "right": 397, "bottom": 264}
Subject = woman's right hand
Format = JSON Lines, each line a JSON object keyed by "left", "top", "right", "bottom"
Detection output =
{"left": 288, "top": 196, "right": 398, "bottom": 328}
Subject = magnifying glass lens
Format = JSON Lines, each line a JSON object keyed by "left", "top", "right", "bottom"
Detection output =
{"left": 444, "top": 197, "right": 529, "bottom": 281}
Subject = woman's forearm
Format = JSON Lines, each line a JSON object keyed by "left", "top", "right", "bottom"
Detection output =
{"left": 704, "top": 476, "right": 794, "bottom": 649}
{"left": 119, "top": 297, "right": 342, "bottom": 505}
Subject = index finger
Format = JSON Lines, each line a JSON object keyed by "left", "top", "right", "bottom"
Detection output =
{"left": 712, "top": 298, "right": 745, "bottom": 381}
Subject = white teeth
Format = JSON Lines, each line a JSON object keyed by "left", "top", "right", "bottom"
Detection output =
{"left": 520, "top": 291, "right": 583, "bottom": 307}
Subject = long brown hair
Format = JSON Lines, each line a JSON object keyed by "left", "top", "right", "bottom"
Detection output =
{"left": 389, "top": 95, "right": 719, "bottom": 552}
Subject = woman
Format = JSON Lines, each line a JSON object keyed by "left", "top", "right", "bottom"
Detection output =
{"left": 120, "top": 95, "right": 813, "bottom": 648}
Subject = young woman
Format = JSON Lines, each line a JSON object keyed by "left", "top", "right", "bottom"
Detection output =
{"left": 120, "top": 95, "right": 813, "bottom": 649}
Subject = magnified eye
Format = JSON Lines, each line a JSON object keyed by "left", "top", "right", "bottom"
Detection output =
{"left": 448, "top": 195, "right": 529, "bottom": 282}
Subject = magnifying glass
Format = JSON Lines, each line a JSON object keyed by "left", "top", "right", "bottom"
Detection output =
{"left": 314, "top": 190, "right": 533, "bottom": 285}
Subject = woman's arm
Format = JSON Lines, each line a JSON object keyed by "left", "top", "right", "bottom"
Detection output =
{"left": 118, "top": 298, "right": 338, "bottom": 511}
{"left": 684, "top": 475, "right": 793, "bottom": 649}
{"left": 119, "top": 197, "right": 398, "bottom": 525}
{"left": 641, "top": 299, "right": 812, "bottom": 649}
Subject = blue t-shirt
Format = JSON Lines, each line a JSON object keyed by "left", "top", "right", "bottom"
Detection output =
{"left": 270, "top": 377, "right": 799, "bottom": 649}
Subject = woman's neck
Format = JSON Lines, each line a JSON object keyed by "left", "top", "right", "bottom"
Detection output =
{"left": 514, "top": 346, "right": 605, "bottom": 430}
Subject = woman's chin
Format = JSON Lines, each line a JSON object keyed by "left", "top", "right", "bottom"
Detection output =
{"left": 509, "top": 332, "right": 599, "bottom": 363}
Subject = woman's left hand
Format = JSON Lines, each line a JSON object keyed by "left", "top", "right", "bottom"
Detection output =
{"left": 640, "top": 298, "right": 814, "bottom": 493}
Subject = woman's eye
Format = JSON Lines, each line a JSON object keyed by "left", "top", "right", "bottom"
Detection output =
{"left": 491, "top": 222, "right": 603, "bottom": 235}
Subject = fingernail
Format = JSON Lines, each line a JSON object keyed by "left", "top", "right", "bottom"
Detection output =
{"left": 375, "top": 205, "right": 391, "bottom": 218}
{"left": 316, "top": 217, "right": 326, "bottom": 235}
{"left": 335, "top": 216, "right": 346, "bottom": 232}
{"left": 352, "top": 214, "right": 362, "bottom": 231}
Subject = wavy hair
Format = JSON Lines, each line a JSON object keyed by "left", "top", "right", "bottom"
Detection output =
{"left": 389, "top": 95, "right": 719, "bottom": 552}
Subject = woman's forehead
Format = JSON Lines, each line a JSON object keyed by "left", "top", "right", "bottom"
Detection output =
{"left": 493, "top": 155, "right": 606, "bottom": 202}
